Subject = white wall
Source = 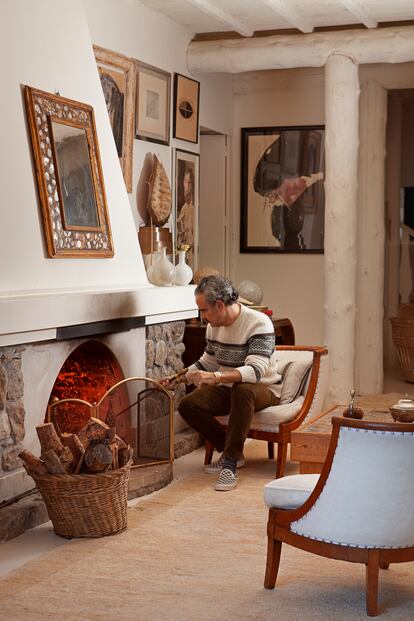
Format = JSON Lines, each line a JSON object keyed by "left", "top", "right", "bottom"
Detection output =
{"left": 0, "top": 0, "right": 146, "bottom": 294}
{"left": 83, "top": 0, "right": 233, "bottom": 230}
{"left": 231, "top": 68, "right": 325, "bottom": 344}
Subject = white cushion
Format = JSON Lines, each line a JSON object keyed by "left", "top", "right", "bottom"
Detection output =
{"left": 280, "top": 359, "right": 312, "bottom": 404}
{"left": 251, "top": 396, "right": 304, "bottom": 431}
{"left": 215, "top": 396, "right": 305, "bottom": 433}
{"left": 264, "top": 474, "right": 319, "bottom": 510}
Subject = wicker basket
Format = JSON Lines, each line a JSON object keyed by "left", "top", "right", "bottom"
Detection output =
{"left": 390, "top": 317, "right": 414, "bottom": 383}
{"left": 33, "top": 461, "right": 131, "bottom": 538}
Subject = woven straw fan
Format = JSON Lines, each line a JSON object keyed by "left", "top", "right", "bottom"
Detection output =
{"left": 147, "top": 154, "right": 172, "bottom": 226}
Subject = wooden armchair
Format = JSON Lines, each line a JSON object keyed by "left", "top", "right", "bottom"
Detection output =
{"left": 204, "top": 345, "right": 329, "bottom": 478}
{"left": 264, "top": 416, "right": 414, "bottom": 616}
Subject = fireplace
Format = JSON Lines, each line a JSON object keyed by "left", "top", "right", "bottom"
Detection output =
{"left": 46, "top": 341, "right": 174, "bottom": 469}
{"left": 47, "top": 340, "right": 129, "bottom": 434}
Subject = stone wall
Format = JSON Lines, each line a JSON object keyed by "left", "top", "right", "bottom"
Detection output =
{"left": 0, "top": 347, "right": 25, "bottom": 479}
{"left": 145, "top": 321, "right": 186, "bottom": 407}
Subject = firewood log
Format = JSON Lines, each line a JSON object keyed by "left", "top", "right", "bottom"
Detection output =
{"left": 115, "top": 434, "right": 127, "bottom": 450}
{"left": 118, "top": 445, "right": 133, "bottom": 467}
{"left": 18, "top": 449, "right": 48, "bottom": 476}
{"left": 41, "top": 449, "right": 66, "bottom": 475}
{"left": 77, "top": 417, "right": 110, "bottom": 450}
{"left": 83, "top": 442, "right": 112, "bottom": 473}
{"left": 61, "top": 433, "right": 85, "bottom": 465}
{"left": 109, "top": 439, "right": 119, "bottom": 470}
{"left": 36, "top": 423, "right": 64, "bottom": 455}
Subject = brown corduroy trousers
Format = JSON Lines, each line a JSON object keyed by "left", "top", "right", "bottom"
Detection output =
{"left": 178, "top": 383, "right": 279, "bottom": 461}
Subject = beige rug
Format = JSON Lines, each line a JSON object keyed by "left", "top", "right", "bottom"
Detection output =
{"left": 1, "top": 440, "right": 413, "bottom": 620}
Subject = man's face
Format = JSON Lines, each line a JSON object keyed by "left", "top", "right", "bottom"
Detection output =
{"left": 195, "top": 293, "right": 225, "bottom": 327}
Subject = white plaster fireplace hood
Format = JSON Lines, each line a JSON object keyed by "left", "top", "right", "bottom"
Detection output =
{"left": 0, "top": 0, "right": 197, "bottom": 348}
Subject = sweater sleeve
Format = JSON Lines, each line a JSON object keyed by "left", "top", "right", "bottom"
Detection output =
{"left": 187, "top": 326, "right": 219, "bottom": 374}
{"left": 236, "top": 331, "right": 275, "bottom": 383}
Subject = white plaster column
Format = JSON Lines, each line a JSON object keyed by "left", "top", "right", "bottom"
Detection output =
{"left": 355, "top": 80, "right": 387, "bottom": 394}
{"left": 324, "top": 53, "right": 360, "bottom": 404}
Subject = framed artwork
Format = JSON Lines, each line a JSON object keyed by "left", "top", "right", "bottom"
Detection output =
{"left": 25, "top": 86, "right": 114, "bottom": 258}
{"left": 174, "top": 149, "right": 199, "bottom": 271}
{"left": 93, "top": 45, "right": 135, "bottom": 193}
{"left": 173, "top": 73, "right": 200, "bottom": 144}
{"left": 240, "top": 126, "right": 325, "bottom": 254}
{"left": 135, "top": 61, "right": 171, "bottom": 146}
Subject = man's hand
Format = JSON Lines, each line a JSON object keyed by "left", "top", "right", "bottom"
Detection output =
{"left": 186, "top": 370, "right": 217, "bottom": 387}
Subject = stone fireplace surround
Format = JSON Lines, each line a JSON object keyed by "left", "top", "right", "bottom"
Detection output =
{"left": 0, "top": 285, "right": 199, "bottom": 541}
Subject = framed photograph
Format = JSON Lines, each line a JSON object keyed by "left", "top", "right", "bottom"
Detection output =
{"left": 25, "top": 86, "right": 114, "bottom": 258}
{"left": 240, "top": 126, "right": 325, "bottom": 254}
{"left": 174, "top": 149, "right": 199, "bottom": 271}
{"left": 135, "top": 61, "right": 171, "bottom": 146}
{"left": 173, "top": 73, "right": 200, "bottom": 144}
{"left": 93, "top": 45, "right": 135, "bottom": 193}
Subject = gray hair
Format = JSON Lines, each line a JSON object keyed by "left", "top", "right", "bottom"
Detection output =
{"left": 195, "top": 276, "right": 238, "bottom": 306}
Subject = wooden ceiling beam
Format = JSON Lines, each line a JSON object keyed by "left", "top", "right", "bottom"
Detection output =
{"left": 338, "top": 0, "right": 378, "bottom": 29}
{"left": 188, "top": 25, "right": 414, "bottom": 73}
{"left": 186, "top": 0, "right": 253, "bottom": 37}
{"left": 261, "top": 0, "right": 314, "bottom": 33}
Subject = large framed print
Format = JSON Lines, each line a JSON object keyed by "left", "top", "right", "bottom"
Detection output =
{"left": 135, "top": 61, "right": 171, "bottom": 146}
{"left": 174, "top": 149, "right": 199, "bottom": 271}
{"left": 93, "top": 45, "right": 135, "bottom": 193}
{"left": 241, "top": 126, "right": 325, "bottom": 253}
{"left": 173, "top": 73, "right": 200, "bottom": 144}
{"left": 25, "top": 86, "right": 114, "bottom": 258}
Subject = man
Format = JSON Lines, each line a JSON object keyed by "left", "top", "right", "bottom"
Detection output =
{"left": 165, "top": 276, "right": 281, "bottom": 491}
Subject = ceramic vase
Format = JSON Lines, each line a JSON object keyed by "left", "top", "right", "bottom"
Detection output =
{"left": 146, "top": 252, "right": 160, "bottom": 285}
{"left": 174, "top": 250, "right": 193, "bottom": 286}
{"left": 151, "top": 246, "right": 175, "bottom": 286}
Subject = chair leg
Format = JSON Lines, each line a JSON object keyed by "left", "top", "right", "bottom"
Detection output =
{"left": 204, "top": 441, "right": 214, "bottom": 465}
{"left": 366, "top": 550, "right": 380, "bottom": 616}
{"left": 267, "top": 441, "right": 274, "bottom": 460}
{"left": 264, "top": 537, "right": 282, "bottom": 589}
{"left": 276, "top": 442, "right": 288, "bottom": 478}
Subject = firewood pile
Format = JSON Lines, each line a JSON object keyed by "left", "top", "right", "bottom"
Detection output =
{"left": 19, "top": 418, "right": 133, "bottom": 477}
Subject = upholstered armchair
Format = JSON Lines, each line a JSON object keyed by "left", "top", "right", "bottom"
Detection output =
{"left": 204, "top": 345, "right": 329, "bottom": 478}
{"left": 263, "top": 416, "right": 414, "bottom": 616}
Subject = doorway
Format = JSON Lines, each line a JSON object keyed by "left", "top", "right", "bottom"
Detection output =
{"left": 199, "top": 128, "right": 230, "bottom": 276}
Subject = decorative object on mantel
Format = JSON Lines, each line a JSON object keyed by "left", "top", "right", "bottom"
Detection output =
{"left": 174, "top": 247, "right": 193, "bottom": 286}
{"left": 147, "top": 154, "right": 172, "bottom": 226}
{"left": 93, "top": 45, "right": 136, "bottom": 193}
{"left": 389, "top": 396, "right": 414, "bottom": 423}
{"left": 343, "top": 389, "right": 364, "bottom": 419}
{"left": 173, "top": 73, "right": 200, "bottom": 144}
{"left": 25, "top": 86, "right": 114, "bottom": 258}
{"left": 193, "top": 266, "right": 220, "bottom": 285}
{"left": 149, "top": 246, "right": 176, "bottom": 286}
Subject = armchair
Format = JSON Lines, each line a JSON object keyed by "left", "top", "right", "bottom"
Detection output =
{"left": 204, "top": 345, "right": 329, "bottom": 478}
{"left": 263, "top": 416, "right": 414, "bottom": 616}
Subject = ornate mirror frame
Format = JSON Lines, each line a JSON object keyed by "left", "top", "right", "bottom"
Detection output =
{"left": 25, "top": 85, "right": 114, "bottom": 258}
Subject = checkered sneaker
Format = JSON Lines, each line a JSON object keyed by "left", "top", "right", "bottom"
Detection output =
{"left": 204, "top": 454, "right": 245, "bottom": 474}
{"left": 214, "top": 468, "right": 238, "bottom": 491}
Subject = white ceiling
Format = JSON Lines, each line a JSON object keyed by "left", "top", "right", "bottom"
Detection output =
{"left": 138, "top": 0, "right": 414, "bottom": 38}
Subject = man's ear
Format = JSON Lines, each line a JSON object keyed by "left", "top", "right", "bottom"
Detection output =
{"left": 216, "top": 300, "right": 225, "bottom": 312}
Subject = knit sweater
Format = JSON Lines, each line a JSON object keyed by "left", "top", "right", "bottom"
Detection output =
{"left": 188, "top": 304, "right": 281, "bottom": 390}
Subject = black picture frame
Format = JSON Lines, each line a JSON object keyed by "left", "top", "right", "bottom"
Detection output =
{"left": 172, "top": 73, "right": 200, "bottom": 144}
{"left": 240, "top": 125, "right": 325, "bottom": 254}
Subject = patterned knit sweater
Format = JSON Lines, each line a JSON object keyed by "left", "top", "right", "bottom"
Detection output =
{"left": 188, "top": 304, "right": 281, "bottom": 390}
